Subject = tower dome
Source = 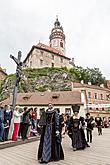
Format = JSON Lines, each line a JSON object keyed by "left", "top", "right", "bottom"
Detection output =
{"left": 49, "top": 16, "right": 66, "bottom": 55}
{"left": 54, "top": 17, "right": 61, "bottom": 27}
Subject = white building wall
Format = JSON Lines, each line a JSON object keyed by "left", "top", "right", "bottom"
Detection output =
{"left": 25, "top": 48, "right": 73, "bottom": 69}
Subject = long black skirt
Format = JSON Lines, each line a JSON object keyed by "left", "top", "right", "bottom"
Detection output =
{"left": 38, "top": 125, "right": 64, "bottom": 163}
{"left": 71, "top": 129, "right": 86, "bottom": 150}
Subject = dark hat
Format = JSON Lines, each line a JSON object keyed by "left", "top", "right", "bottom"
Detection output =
{"left": 86, "top": 112, "right": 90, "bottom": 116}
{"left": 24, "top": 107, "right": 28, "bottom": 111}
{"left": 71, "top": 104, "right": 80, "bottom": 112}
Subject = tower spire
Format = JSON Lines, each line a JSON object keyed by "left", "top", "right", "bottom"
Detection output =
{"left": 49, "top": 17, "right": 66, "bottom": 55}
{"left": 54, "top": 15, "right": 60, "bottom": 27}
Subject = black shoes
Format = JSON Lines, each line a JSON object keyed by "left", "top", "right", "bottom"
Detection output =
{"left": 87, "top": 144, "right": 90, "bottom": 147}
{"left": 0, "top": 139, "right": 4, "bottom": 142}
{"left": 39, "top": 159, "right": 48, "bottom": 164}
{"left": 73, "top": 147, "right": 77, "bottom": 151}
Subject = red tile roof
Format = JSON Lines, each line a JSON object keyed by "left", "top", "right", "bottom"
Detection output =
{"left": 72, "top": 82, "right": 110, "bottom": 92}
{"left": 0, "top": 91, "right": 82, "bottom": 106}
{"left": 24, "top": 42, "right": 70, "bottom": 63}
{"left": 37, "top": 43, "right": 64, "bottom": 56}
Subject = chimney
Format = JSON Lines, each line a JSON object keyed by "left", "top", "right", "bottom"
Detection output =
{"left": 88, "top": 82, "right": 91, "bottom": 85}
{"left": 69, "top": 58, "right": 75, "bottom": 67}
{"left": 100, "top": 84, "right": 104, "bottom": 88}
{"left": 81, "top": 80, "right": 84, "bottom": 84}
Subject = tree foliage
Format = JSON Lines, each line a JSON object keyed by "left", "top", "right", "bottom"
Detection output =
{"left": 0, "top": 66, "right": 105, "bottom": 101}
{"left": 70, "top": 66, "right": 105, "bottom": 85}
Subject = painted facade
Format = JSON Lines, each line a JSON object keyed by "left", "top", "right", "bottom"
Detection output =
{"left": 72, "top": 82, "right": 110, "bottom": 118}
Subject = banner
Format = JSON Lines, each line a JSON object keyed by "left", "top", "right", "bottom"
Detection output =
{"left": 87, "top": 104, "right": 110, "bottom": 108}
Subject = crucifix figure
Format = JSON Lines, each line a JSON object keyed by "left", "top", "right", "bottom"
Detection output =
{"left": 10, "top": 51, "right": 24, "bottom": 110}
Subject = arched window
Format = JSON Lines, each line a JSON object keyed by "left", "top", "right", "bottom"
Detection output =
{"left": 30, "top": 61, "right": 32, "bottom": 67}
{"left": 60, "top": 42, "right": 63, "bottom": 48}
{"left": 52, "top": 63, "right": 54, "bottom": 67}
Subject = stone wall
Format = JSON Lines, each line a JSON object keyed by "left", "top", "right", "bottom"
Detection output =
{"left": 25, "top": 47, "right": 72, "bottom": 69}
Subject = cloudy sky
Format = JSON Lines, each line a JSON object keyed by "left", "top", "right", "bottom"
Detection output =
{"left": 0, "top": 0, "right": 110, "bottom": 79}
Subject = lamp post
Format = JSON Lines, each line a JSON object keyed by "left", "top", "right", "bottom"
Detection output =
{"left": 10, "top": 51, "right": 24, "bottom": 110}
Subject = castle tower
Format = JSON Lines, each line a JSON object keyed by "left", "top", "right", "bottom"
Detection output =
{"left": 49, "top": 16, "right": 66, "bottom": 55}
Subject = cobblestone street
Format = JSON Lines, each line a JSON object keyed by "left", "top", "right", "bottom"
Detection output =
{"left": 0, "top": 128, "right": 110, "bottom": 165}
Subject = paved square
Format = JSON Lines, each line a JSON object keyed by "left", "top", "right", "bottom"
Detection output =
{"left": 0, "top": 128, "right": 110, "bottom": 165}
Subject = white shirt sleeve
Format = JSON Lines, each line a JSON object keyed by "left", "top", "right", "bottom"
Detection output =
{"left": 14, "top": 111, "right": 23, "bottom": 118}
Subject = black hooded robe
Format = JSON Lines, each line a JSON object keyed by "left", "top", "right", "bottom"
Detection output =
{"left": 37, "top": 109, "right": 64, "bottom": 163}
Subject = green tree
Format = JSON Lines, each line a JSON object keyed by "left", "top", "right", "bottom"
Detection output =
{"left": 86, "top": 67, "right": 105, "bottom": 85}
{"left": 69, "top": 66, "right": 105, "bottom": 85}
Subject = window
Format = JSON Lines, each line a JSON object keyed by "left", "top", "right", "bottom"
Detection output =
{"left": 53, "top": 40, "right": 57, "bottom": 46}
{"left": 30, "top": 61, "right": 32, "bottom": 67}
{"left": 88, "top": 92, "right": 91, "bottom": 99}
{"left": 40, "top": 59, "right": 43, "bottom": 65}
{"left": 94, "top": 93, "right": 98, "bottom": 99}
{"left": 52, "top": 94, "right": 59, "bottom": 99}
{"left": 52, "top": 63, "right": 54, "bottom": 67}
{"left": 41, "top": 51, "right": 44, "bottom": 55}
{"left": 106, "top": 94, "right": 110, "bottom": 101}
{"left": 60, "top": 58, "right": 63, "bottom": 63}
{"left": 52, "top": 55, "right": 54, "bottom": 60}
{"left": 102, "top": 108, "right": 104, "bottom": 111}
{"left": 23, "top": 96, "right": 30, "bottom": 101}
{"left": 60, "top": 42, "right": 63, "bottom": 48}
{"left": 100, "top": 94, "right": 103, "bottom": 100}
{"left": 108, "top": 107, "right": 110, "bottom": 111}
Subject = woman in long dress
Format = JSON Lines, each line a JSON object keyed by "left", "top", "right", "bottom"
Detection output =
{"left": 37, "top": 104, "right": 64, "bottom": 163}
{"left": 68, "top": 104, "right": 89, "bottom": 151}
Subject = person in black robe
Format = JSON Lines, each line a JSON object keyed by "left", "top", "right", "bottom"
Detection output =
{"left": 68, "top": 104, "right": 90, "bottom": 151}
{"left": 37, "top": 103, "right": 64, "bottom": 163}
{"left": 85, "top": 113, "right": 95, "bottom": 143}
{"left": 95, "top": 114, "right": 103, "bottom": 135}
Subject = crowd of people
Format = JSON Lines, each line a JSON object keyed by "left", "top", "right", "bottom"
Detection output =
{"left": 0, "top": 104, "right": 38, "bottom": 142}
{"left": 0, "top": 103, "right": 109, "bottom": 163}
{"left": 37, "top": 104, "right": 109, "bottom": 163}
